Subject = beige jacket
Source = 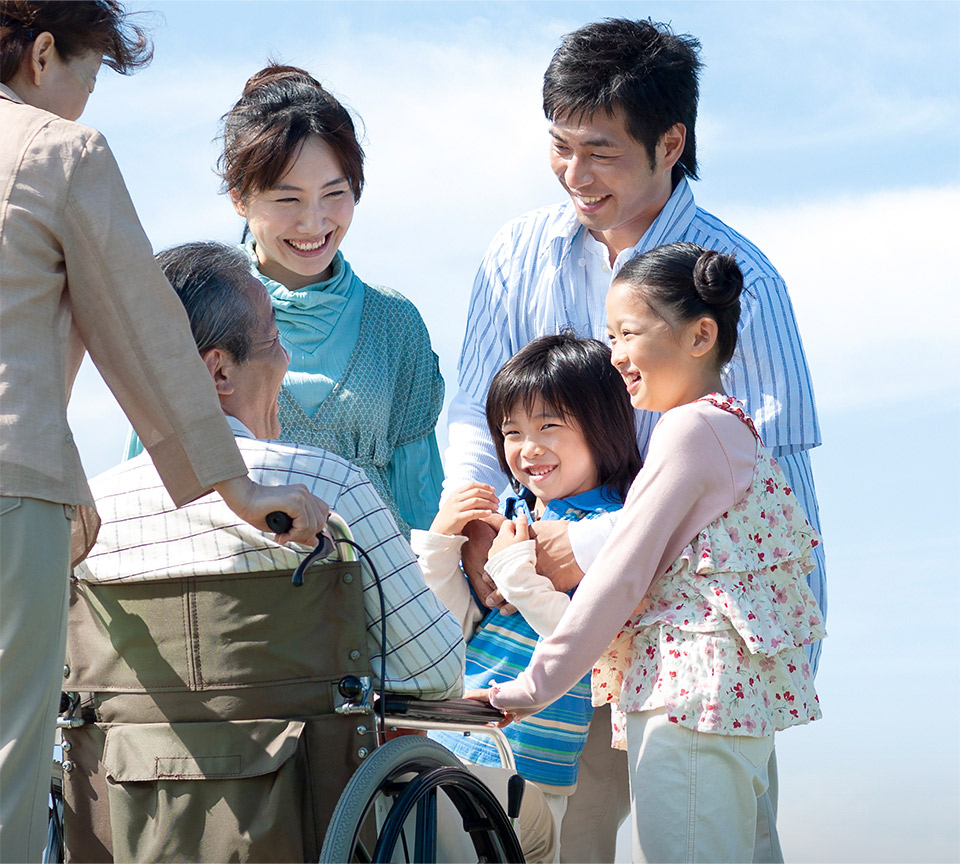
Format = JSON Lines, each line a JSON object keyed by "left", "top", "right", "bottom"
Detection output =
{"left": 0, "top": 83, "right": 246, "bottom": 561}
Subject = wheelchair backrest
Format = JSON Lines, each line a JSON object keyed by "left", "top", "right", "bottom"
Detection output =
{"left": 62, "top": 560, "right": 373, "bottom": 863}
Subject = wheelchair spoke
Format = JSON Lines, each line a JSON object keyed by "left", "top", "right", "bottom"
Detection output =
{"left": 414, "top": 788, "right": 438, "bottom": 862}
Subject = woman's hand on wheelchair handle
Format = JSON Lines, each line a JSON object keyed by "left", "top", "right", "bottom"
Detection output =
{"left": 214, "top": 475, "right": 329, "bottom": 546}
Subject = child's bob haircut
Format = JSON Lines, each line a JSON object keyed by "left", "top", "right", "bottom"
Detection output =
{"left": 485, "top": 332, "right": 641, "bottom": 502}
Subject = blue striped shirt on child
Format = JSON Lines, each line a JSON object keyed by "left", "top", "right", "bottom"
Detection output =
{"left": 431, "top": 485, "right": 622, "bottom": 791}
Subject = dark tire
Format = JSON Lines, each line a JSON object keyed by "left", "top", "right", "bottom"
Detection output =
{"left": 320, "top": 736, "right": 523, "bottom": 863}
{"left": 42, "top": 764, "right": 64, "bottom": 864}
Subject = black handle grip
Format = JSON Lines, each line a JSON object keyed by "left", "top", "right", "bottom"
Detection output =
{"left": 507, "top": 773, "right": 525, "bottom": 820}
{"left": 267, "top": 511, "right": 334, "bottom": 587}
{"left": 266, "top": 511, "right": 293, "bottom": 534}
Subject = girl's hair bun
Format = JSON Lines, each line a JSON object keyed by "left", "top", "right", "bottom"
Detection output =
{"left": 693, "top": 249, "right": 743, "bottom": 310}
{"left": 613, "top": 241, "right": 745, "bottom": 366}
{"left": 241, "top": 63, "right": 320, "bottom": 98}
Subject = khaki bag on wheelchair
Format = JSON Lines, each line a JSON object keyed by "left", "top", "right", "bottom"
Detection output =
{"left": 62, "top": 560, "right": 371, "bottom": 863}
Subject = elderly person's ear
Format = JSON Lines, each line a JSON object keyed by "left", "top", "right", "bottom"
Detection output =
{"left": 202, "top": 347, "right": 236, "bottom": 396}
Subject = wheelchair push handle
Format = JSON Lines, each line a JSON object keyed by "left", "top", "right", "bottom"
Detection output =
{"left": 266, "top": 510, "right": 336, "bottom": 586}
{"left": 265, "top": 510, "right": 294, "bottom": 535}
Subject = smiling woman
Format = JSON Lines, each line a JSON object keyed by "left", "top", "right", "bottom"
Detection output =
{"left": 219, "top": 64, "right": 445, "bottom": 537}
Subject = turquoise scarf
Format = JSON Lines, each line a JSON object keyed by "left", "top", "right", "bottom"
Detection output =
{"left": 242, "top": 240, "right": 358, "bottom": 354}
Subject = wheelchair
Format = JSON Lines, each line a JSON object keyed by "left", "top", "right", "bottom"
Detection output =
{"left": 47, "top": 514, "right": 526, "bottom": 863}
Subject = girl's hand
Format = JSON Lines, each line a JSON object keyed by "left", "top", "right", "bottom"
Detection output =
{"left": 430, "top": 482, "right": 500, "bottom": 536}
{"left": 489, "top": 512, "right": 530, "bottom": 558}
{"left": 463, "top": 688, "right": 514, "bottom": 727}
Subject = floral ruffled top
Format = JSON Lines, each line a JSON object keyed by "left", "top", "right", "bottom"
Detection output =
{"left": 592, "top": 394, "right": 825, "bottom": 748}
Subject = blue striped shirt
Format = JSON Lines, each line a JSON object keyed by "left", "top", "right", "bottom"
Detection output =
{"left": 445, "top": 179, "right": 826, "bottom": 673}
{"left": 431, "top": 487, "right": 622, "bottom": 790}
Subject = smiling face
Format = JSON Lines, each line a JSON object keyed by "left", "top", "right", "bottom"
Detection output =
{"left": 549, "top": 108, "right": 680, "bottom": 259}
{"left": 606, "top": 280, "right": 709, "bottom": 414}
{"left": 232, "top": 134, "right": 355, "bottom": 290}
{"left": 499, "top": 396, "right": 599, "bottom": 506}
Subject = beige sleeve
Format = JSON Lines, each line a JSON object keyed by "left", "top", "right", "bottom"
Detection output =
{"left": 62, "top": 130, "right": 245, "bottom": 505}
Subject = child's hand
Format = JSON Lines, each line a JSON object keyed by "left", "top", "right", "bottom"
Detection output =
{"left": 430, "top": 482, "right": 500, "bottom": 536}
{"left": 489, "top": 512, "right": 530, "bottom": 558}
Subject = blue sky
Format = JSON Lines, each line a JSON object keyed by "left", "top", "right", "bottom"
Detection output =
{"left": 67, "top": 2, "right": 959, "bottom": 860}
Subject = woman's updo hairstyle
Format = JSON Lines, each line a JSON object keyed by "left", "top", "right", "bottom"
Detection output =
{"left": 218, "top": 63, "right": 364, "bottom": 204}
{"left": 0, "top": 0, "right": 152, "bottom": 83}
{"left": 615, "top": 241, "right": 744, "bottom": 366}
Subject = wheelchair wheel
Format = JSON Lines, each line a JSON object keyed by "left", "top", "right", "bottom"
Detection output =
{"left": 320, "top": 736, "right": 524, "bottom": 863}
{"left": 42, "top": 761, "right": 64, "bottom": 864}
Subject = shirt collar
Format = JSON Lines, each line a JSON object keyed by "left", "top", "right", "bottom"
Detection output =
{"left": 225, "top": 414, "right": 257, "bottom": 440}
{"left": 544, "top": 179, "right": 698, "bottom": 277}
{"left": 631, "top": 177, "right": 697, "bottom": 255}
{"left": 0, "top": 83, "right": 25, "bottom": 104}
{"left": 544, "top": 200, "right": 584, "bottom": 244}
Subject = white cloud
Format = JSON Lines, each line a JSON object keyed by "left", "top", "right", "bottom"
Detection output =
{"left": 723, "top": 184, "right": 960, "bottom": 415}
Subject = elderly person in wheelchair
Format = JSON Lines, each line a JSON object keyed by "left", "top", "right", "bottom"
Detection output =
{"left": 60, "top": 241, "right": 555, "bottom": 863}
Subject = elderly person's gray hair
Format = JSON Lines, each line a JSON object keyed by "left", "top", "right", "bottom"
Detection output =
{"left": 154, "top": 241, "right": 259, "bottom": 362}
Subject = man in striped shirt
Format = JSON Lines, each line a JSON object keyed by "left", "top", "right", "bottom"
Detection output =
{"left": 445, "top": 18, "right": 823, "bottom": 862}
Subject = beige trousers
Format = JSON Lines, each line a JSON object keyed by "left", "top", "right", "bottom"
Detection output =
{"left": 626, "top": 708, "right": 777, "bottom": 863}
{"left": 0, "top": 497, "right": 72, "bottom": 863}
{"left": 459, "top": 762, "right": 558, "bottom": 862}
{"left": 560, "top": 703, "right": 631, "bottom": 862}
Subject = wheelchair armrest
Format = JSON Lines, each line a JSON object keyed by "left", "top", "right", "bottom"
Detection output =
{"left": 382, "top": 696, "right": 505, "bottom": 725}
{"left": 381, "top": 696, "right": 515, "bottom": 771}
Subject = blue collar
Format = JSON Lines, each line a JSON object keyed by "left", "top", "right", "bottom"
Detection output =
{"left": 504, "top": 484, "right": 623, "bottom": 523}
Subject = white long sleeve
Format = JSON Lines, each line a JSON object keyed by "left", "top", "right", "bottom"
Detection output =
{"left": 485, "top": 540, "right": 571, "bottom": 638}
{"left": 409, "top": 529, "right": 484, "bottom": 642}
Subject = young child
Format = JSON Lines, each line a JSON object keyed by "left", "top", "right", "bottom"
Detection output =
{"left": 475, "top": 243, "right": 825, "bottom": 863}
{"left": 411, "top": 333, "right": 641, "bottom": 844}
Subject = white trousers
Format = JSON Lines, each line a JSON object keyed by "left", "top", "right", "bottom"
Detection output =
{"left": 539, "top": 789, "right": 569, "bottom": 863}
{"left": 0, "top": 497, "right": 72, "bottom": 863}
{"left": 626, "top": 709, "right": 777, "bottom": 863}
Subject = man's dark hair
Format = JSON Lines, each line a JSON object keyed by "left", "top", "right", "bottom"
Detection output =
{"left": 155, "top": 242, "right": 259, "bottom": 363}
{"left": 543, "top": 18, "right": 703, "bottom": 183}
{"left": 0, "top": 0, "right": 152, "bottom": 83}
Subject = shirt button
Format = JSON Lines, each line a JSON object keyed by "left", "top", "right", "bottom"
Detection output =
{"left": 578, "top": 258, "right": 586, "bottom": 267}
{"left": 65, "top": 433, "right": 74, "bottom": 444}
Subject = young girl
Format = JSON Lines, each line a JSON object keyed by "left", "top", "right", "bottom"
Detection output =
{"left": 411, "top": 333, "right": 641, "bottom": 845}
{"left": 474, "top": 243, "right": 825, "bottom": 863}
